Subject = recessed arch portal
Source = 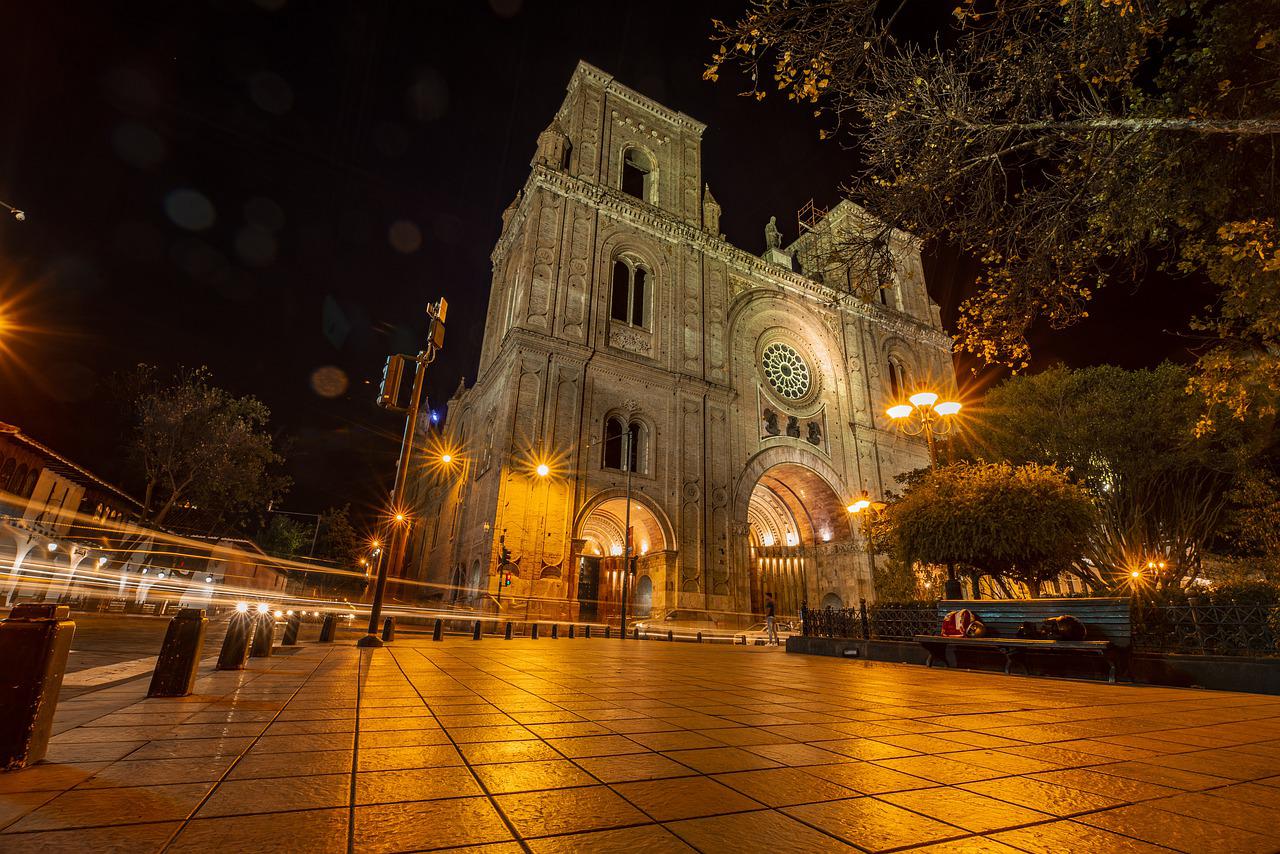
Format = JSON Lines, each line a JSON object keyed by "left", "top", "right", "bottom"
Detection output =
{"left": 573, "top": 491, "right": 673, "bottom": 625}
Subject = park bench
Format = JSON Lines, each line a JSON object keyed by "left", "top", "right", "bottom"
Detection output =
{"left": 914, "top": 597, "right": 1132, "bottom": 683}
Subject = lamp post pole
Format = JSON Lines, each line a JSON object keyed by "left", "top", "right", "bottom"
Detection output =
{"left": 886, "top": 391, "right": 963, "bottom": 598}
{"left": 360, "top": 298, "right": 447, "bottom": 648}
{"left": 618, "top": 429, "right": 633, "bottom": 636}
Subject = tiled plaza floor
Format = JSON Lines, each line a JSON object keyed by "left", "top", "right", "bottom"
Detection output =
{"left": 4, "top": 638, "right": 1280, "bottom": 852}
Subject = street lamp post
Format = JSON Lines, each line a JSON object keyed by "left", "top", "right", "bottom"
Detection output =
{"left": 846, "top": 492, "right": 886, "bottom": 579}
{"left": 886, "top": 390, "right": 963, "bottom": 596}
{"left": 618, "top": 429, "right": 634, "bottom": 637}
{"left": 361, "top": 298, "right": 447, "bottom": 648}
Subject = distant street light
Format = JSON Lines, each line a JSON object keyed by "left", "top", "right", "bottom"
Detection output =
{"left": 847, "top": 491, "right": 887, "bottom": 577}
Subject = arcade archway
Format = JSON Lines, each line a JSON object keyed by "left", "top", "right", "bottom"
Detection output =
{"left": 574, "top": 495, "right": 671, "bottom": 624}
{"left": 745, "top": 462, "right": 862, "bottom": 619}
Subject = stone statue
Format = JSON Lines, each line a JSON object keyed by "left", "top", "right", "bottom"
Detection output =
{"left": 765, "top": 216, "right": 781, "bottom": 251}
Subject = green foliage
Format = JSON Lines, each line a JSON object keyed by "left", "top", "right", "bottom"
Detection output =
{"left": 965, "top": 363, "right": 1262, "bottom": 587}
{"left": 707, "top": 0, "right": 1280, "bottom": 422}
{"left": 316, "top": 504, "right": 363, "bottom": 566}
{"left": 1209, "top": 580, "right": 1280, "bottom": 606}
{"left": 120, "top": 365, "right": 288, "bottom": 527}
{"left": 890, "top": 461, "right": 1097, "bottom": 595}
{"left": 257, "top": 515, "right": 309, "bottom": 558}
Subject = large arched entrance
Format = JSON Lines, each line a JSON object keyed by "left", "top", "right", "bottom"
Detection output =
{"left": 739, "top": 460, "right": 869, "bottom": 621}
{"left": 574, "top": 494, "right": 673, "bottom": 624}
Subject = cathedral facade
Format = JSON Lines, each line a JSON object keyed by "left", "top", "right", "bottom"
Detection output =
{"left": 406, "top": 61, "right": 955, "bottom": 627}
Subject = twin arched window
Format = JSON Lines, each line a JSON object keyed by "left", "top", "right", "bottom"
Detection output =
{"left": 610, "top": 258, "right": 648, "bottom": 327}
{"left": 603, "top": 416, "right": 645, "bottom": 473}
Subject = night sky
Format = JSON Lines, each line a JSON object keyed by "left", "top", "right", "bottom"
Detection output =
{"left": 0, "top": 0, "right": 1209, "bottom": 520}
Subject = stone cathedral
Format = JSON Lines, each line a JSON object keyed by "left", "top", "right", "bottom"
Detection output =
{"left": 406, "top": 61, "right": 955, "bottom": 627}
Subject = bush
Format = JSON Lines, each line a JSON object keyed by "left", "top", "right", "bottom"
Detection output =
{"left": 1208, "top": 580, "right": 1280, "bottom": 606}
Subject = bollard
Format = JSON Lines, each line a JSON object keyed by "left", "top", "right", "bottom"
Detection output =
{"left": 584, "top": 625, "right": 591, "bottom": 639}
{"left": 0, "top": 604, "right": 76, "bottom": 770}
{"left": 606, "top": 626, "right": 611, "bottom": 639}
{"left": 634, "top": 626, "right": 640, "bottom": 640}
{"left": 148, "top": 608, "right": 207, "bottom": 698}
{"left": 318, "top": 613, "right": 337, "bottom": 643}
{"left": 551, "top": 624, "right": 559, "bottom": 639}
{"left": 531, "top": 623, "right": 539, "bottom": 640}
{"left": 381, "top": 616, "right": 396, "bottom": 642}
{"left": 668, "top": 630, "right": 674, "bottom": 642}
{"left": 472, "top": 620, "right": 482, "bottom": 640}
{"left": 432, "top": 619, "right": 443, "bottom": 641}
{"left": 568, "top": 625, "right": 575, "bottom": 639}
{"left": 249, "top": 613, "right": 275, "bottom": 657}
{"left": 282, "top": 611, "right": 301, "bottom": 646}
{"left": 504, "top": 621, "right": 512, "bottom": 640}
{"left": 697, "top": 631, "right": 703, "bottom": 643}
{"left": 216, "top": 611, "right": 255, "bottom": 671}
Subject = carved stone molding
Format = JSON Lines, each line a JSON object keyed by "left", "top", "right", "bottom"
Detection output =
{"left": 608, "top": 324, "right": 653, "bottom": 356}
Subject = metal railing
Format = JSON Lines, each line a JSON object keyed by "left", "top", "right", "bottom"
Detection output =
{"left": 802, "top": 601, "right": 937, "bottom": 641}
{"left": 1133, "top": 600, "right": 1279, "bottom": 657}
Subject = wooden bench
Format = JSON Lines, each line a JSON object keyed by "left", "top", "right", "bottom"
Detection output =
{"left": 914, "top": 598, "right": 1132, "bottom": 683}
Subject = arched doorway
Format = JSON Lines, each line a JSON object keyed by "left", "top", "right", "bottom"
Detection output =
{"left": 741, "top": 461, "right": 866, "bottom": 621}
{"left": 575, "top": 495, "right": 671, "bottom": 625}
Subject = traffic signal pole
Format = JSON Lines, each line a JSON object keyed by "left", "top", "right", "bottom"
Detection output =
{"left": 359, "top": 299, "right": 446, "bottom": 648}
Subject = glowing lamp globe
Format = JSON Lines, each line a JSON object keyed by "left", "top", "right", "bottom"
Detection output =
{"left": 935, "top": 401, "right": 962, "bottom": 416}
{"left": 909, "top": 391, "right": 939, "bottom": 408}
{"left": 886, "top": 404, "right": 913, "bottom": 420}
{"left": 536, "top": 463, "right": 550, "bottom": 478}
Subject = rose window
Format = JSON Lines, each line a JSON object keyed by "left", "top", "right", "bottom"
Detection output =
{"left": 761, "top": 342, "right": 811, "bottom": 400}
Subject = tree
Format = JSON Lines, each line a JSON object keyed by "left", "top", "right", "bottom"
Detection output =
{"left": 965, "top": 364, "right": 1259, "bottom": 588}
{"left": 890, "top": 462, "right": 1097, "bottom": 596}
{"left": 257, "top": 515, "right": 309, "bottom": 558}
{"left": 707, "top": 0, "right": 1280, "bottom": 424}
{"left": 121, "top": 365, "right": 288, "bottom": 528}
{"left": 316, "top": 504, "right": 363, "bottom": 566}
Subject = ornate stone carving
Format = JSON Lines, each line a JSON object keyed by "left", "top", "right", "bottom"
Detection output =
{"left": 608, "top": 324, "right": 653, "bottom": 356}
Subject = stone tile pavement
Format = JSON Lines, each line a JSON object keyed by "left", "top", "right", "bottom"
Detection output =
{"left": 3, "top": 638, "right": 1280, "bottom": 852}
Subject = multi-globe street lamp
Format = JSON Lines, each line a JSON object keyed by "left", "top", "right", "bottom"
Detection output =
{"left": 886, "top": 389, "right": 964, "bottom": 596}
{"left": 886, "top": 391, "right": 961, "bottom": 467}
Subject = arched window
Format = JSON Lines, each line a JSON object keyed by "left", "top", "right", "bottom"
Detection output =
{"left": 11, "top": 464, "right": 29, "bottom": 496}
{"left": 887, "top": 356, "right": 909, "bottom": 401}
{"left": 603, "top": 416, "right": 645, "bottom": 473}
{"left": 621, "top": 147, "right": 654, "bottom": 202}
{"left": 0, "top": 457, "right": 14, "bottom": 491}
{"left": 609, "top": 258, "right": 649, "bottom": 327}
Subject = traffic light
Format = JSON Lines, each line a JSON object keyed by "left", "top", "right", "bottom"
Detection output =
{"left": 500, "top": 543, "right": 511, "bottom": 565}
{"left": 503, "top": 572, "right": 512, "bottom": 587}
{"left": 377, "top": 355, "right": 410, "bottom": 410}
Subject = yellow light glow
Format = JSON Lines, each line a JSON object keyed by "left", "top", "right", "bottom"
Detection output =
{"left": 256, "top": 602, "right": 270, "bottom": 614}
{"left": 395, "top": 512, "right": 406, "bottom": 523}
{"left": 441, "top": 453, "right": 452, "bottom": 464}
{"left": 370, "top": 539, "right": 381, "bottom": 549}
{"left": 1131, "top": 570, "right": 1142, "bottom": 579}
{"left": 274, "top": 610, "right": 283, "bottom": 619}
{"left": 886, "top": 404, "right": 913, "bottom": 419}
{"left": 610, "top": 544, "right": 623, "bottom": 556}
{"left": 236, "top": 602, "right": 249, "bottom": 613}
{"left": 909, "top": 391, "right": 938, "bottom": 408}
{"left": 535, "top": 463, "right": 550, "bottom": 478}
{"left": 848, "top": 499, "right": 871, "bottom": 513}
{"left": 935, "top": 401, "right": 962, "bottom": 416}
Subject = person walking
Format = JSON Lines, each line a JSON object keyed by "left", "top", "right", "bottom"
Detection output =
{"left": 765, "top": 592, "right": 779, "bottom": 645}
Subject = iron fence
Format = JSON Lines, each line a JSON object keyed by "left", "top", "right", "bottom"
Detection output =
{"left": 1133, "top": 600, "right": 1279, "bottom": 657}
{"left": 802, "top": 601, "right": 937, "bottom": 641}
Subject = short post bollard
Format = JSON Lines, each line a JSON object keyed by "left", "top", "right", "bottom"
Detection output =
{"left": 216, "top": 611, "right": 255, "bottom": 671}
{"left": 148, "top": 608, "right": 207, "bottom": 698}
{"left": 0, "top": 604, "right": 76, "bottom": 770}
{"left": 668, "top": 629, "right": 674, "bottom": 642}
{"left": 568, "top": 625, "right": 575, "bottom": 639}
{"left": 584, "top": 625, "right": 591, "bottom": 639}
{"left": 432, "top": 619, "right": 443, "bottom": 641}
{"left": 504, "top": 621, "right": 512, "bottom": 640}
{"left": 551, "top": 624, "right": 559, "bottom": 639}
{"left": 697, "top": 631, "right": 703, "bottom": 643}
{"left": 381, "top": 616, "right": 396, "bottom": 642}
{"left": 472, "top": 620, "right": 482, "bottom": 640}
{"left": 633, "top": 626, "right": 640, "bottom": 640}
{"left": 282, "top": 611, "right": 301, "bottom": 646}
{"left": 318, "top": 613, "right": 337, "bottom": 643}
{"left": 605, "top": 626, "right": 611, "bottom": 639}
{"left": 249, "top": 612, "right": 275, "bottom": 657}
{"left": 531, "top": 623, "right": 539, "bottom": 640}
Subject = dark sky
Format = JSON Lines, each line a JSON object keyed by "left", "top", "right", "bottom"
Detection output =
{"left": 0, "top": 0, "right": 1207, "bottom": 520}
